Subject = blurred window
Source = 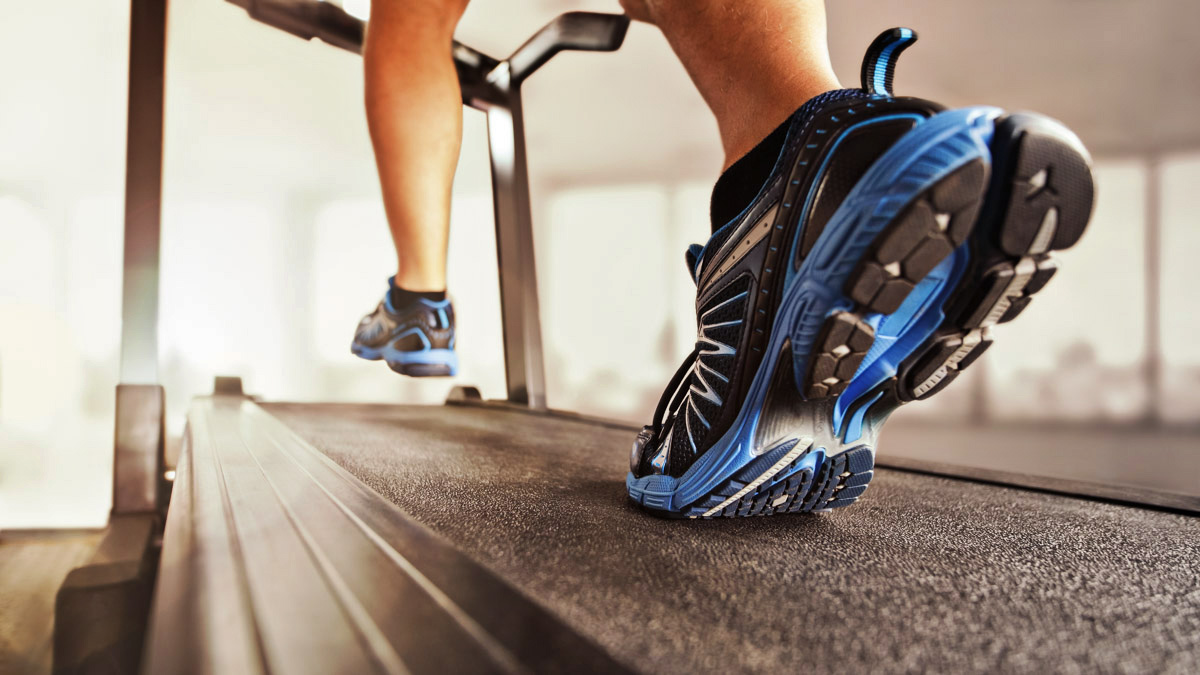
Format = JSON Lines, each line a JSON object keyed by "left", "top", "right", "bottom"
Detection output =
{"left": 1160, "top": 154, "right": 1200, "bottom": 423}
{"left": 985, "top": 161, "right": 1149, "bottom": 423}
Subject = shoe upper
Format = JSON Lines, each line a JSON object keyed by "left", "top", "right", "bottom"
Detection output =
{"left": 354, "top": 292, "right": 455, "bottom": 353}
{"left": 632, "top": 37, "right": 947, "bottom": 480}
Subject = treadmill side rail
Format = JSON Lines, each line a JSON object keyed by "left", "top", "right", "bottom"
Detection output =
{"left": 143, "top": 395, "right": 629, "bottom": 674}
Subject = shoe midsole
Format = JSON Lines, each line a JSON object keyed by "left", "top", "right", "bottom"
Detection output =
{"left": 353, "top": 343, "right": 458, "bottom": 368}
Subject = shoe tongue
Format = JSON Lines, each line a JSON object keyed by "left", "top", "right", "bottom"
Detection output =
{"left": 708, "top": 88, "right": 871, "bottom": 233}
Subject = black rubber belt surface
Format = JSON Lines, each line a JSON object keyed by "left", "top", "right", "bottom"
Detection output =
{"left": 265, "top": 401, "right": 1200, "bottom": 674}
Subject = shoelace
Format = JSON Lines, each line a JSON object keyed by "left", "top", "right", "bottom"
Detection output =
{"left": 648, "top": 242, "right": 712, "bottom": 439}
{"left": 650, "top": 344, "right": 700, "bottom": 439}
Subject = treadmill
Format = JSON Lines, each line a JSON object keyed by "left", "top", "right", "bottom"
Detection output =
{"left": 51, "top": 2, "right": 1200, "bottom": 673}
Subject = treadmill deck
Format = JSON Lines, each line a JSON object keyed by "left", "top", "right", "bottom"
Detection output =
{"left": 265, "top": 401, "right": 1199, "bottom": 674}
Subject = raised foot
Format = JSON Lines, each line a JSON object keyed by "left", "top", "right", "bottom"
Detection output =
{"left": 810, "top": 112, "right": 1094, "bottom": 405}
{"left": 629, "top": 109, "right": 1094, "bottom": 521}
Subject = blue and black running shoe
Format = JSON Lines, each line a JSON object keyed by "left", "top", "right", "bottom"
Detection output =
{"left": 351, "top": 277, "right": 458, "bottom": 377}
{"left": 627, "top": 28, "right": 1095, "bottom": 518}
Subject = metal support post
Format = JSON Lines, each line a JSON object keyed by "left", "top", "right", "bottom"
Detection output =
{"left": 477, "top": 13, "right": 629, "bottom": 410}
{"left": 1144, "top": 156, "right": 1162, "bottom": 425}
{"left": 483, "top": 82, "right": 548, "bottom": 409}
{"left": 114, "top": 0, "right": 168, "bottom": 515}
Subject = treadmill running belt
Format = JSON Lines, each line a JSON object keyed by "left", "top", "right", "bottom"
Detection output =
{"left": 264, "top": 401, "right": 1200, "bottom": 674}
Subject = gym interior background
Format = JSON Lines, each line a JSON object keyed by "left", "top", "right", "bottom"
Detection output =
{"left": 2, "top": 0, "right": 1198, "bottom": 528}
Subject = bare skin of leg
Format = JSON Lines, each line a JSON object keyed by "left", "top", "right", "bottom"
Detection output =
{"left": 366, "top": 0, "right": 834, "bottom": 292}
{"left": 619, "top": 0, "right": 841, "bottom": 170}
{"left": 364, "top": 0, "right": 470, "bottom": 293}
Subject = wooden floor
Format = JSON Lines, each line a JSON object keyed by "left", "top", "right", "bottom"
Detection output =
{"left": 0, "top": 531, "right": 100, "bottom": 675}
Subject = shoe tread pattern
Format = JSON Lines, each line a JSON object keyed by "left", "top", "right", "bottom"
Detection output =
{"left": 897, "top": 115, "right": 1095, "bottom": 400}
{"left": 844, "top": 159, "right": 987, "bottom": 315}
{"left": 806, "top": 114, "right": 1094, "bottom": 404}
{"left": 679, "top": 446, "right": 875, "bottom": 518}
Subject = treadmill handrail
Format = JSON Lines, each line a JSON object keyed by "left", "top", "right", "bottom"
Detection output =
{"left": 227, "top": 0, "right": 366, "bottom": 54}
{"left": 222, "top": 1, "right": 630, "bottom": 102}
{"left": 225, "top": 0, "right": 506, "bottom": 104}
{"left": 505, "top": 12, "right": 630, "bottom": 84}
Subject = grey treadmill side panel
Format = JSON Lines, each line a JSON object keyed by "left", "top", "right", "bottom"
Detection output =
{"left": 142, "top": 399, "right": 265, "bottom": 675}
{"left": 143, "top": 396, "right": 628, "bottom": 674}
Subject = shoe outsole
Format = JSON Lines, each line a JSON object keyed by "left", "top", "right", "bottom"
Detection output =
{"left": 806, "top": 113, "right": 1091, "bottom": 515}
{"left": 387, "top": 362, "right": 456, "bottom": 377}
{"left": 630, "top": 109, "right": 1094, "bottom": 519}
{"left": 893, "top": 113, "right": 1094, "bottom": 403}
{"left": 351, "top": 344, "right": 458, "bottom": 378}
{"left": 792, "top": 113, "right": 1093, "bottom": 515}
{"left": 631, "top": 442, "right": 877, "bottom": 520}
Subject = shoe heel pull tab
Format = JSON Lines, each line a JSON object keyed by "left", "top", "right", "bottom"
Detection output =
{"left": 860, "top": 27, "right": 918, "bottom": 96}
